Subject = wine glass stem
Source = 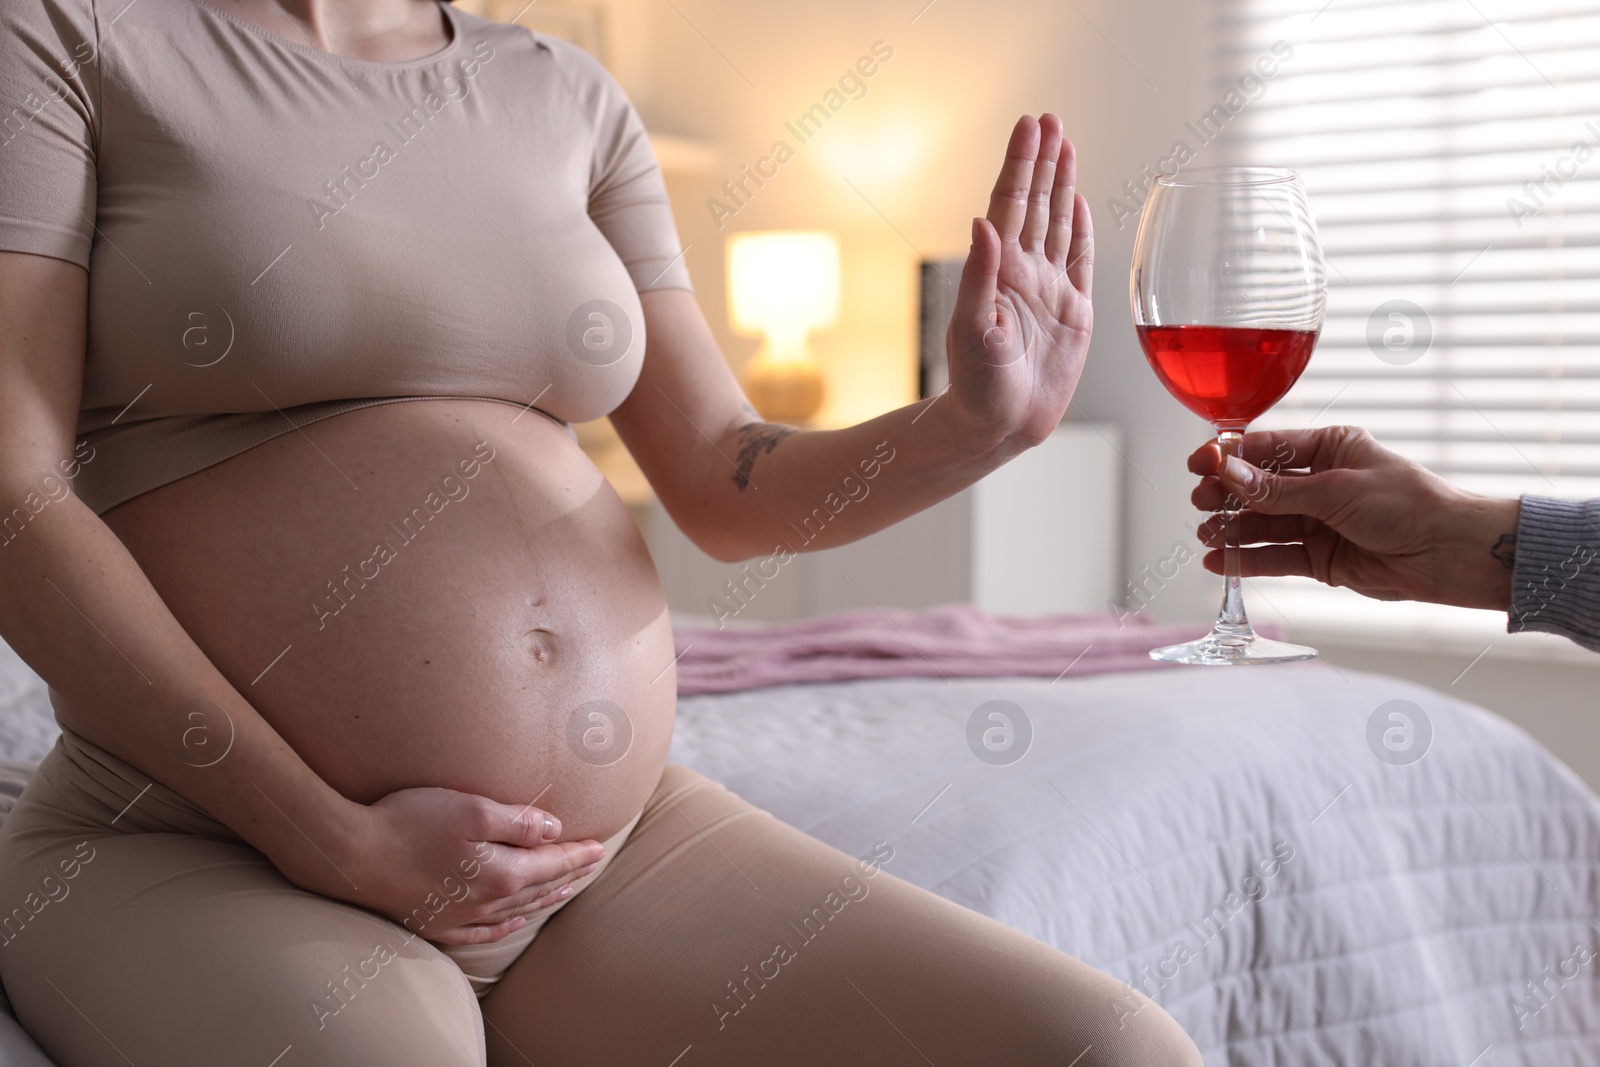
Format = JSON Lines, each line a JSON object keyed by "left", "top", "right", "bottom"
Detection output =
{"left": 1214, "top": 429, "right": 1252, "bottom": 636}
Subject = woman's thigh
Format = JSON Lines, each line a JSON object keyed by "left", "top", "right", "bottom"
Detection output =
{"left": 0, "top": 778, "right": 483, "bottom": 1066}
{"left": 484, "top": 765, "right": 1201, "bottom": 1067}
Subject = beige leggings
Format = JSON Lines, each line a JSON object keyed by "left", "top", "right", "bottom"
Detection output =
{"left": 0, "top": 728, "right": 1201, "bottom": 1066}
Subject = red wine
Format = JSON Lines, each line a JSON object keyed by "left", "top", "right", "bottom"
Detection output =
{"left": 1137, "top": 324, "right": 1317, "bottom": 426}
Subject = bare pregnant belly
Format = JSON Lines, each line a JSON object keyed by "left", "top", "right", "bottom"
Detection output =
{"left": 95, "top": 399, "right": 676, "bottom": 842}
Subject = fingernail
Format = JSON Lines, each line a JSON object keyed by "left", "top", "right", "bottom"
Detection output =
{"left": 971, "top": 217, "right": 983, "bottom": 242}
{"left": 1223, "top": 455, "right": 1259, "bottom": 489}
{"left": 556, "top": 885, "right": 573, "bottom": 899}
{"left": 543, "top": 816, "right": 561, "bottom": 840}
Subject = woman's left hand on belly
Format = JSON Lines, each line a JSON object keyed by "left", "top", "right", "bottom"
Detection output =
{"left": 307, "top": 785, "right": 607, "bottom": 944}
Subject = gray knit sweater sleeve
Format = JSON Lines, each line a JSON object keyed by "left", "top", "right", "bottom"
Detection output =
{"left": 1507, "top": 495, "right": 1600, "bottom": 651}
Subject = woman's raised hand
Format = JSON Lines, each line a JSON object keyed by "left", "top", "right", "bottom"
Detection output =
{"left": 287, "top": 785, "right": 607, "bottom": 946}
{"left": 945, "top": 113, "right": 1094, "bottom": 453}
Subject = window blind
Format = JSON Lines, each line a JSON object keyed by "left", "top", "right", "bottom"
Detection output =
{"left": 1217, "top": 0, "right": 1600, "bottom": 502}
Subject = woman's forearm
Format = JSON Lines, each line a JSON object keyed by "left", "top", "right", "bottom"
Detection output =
{"left": 0, "top": 484, "right": 363, "bottom": 884}
{"left": 689, "top": 395, "right": 1018, "bottom": 561}
{"left": 707, "top": 395, "right": 1017, "bottom": 559}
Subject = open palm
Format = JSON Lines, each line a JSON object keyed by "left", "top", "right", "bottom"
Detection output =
{"left": 945, "top": 114, "right": 1095, "bottom": 451}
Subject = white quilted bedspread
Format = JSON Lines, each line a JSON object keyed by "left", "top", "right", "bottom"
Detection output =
{"left": 2, "top": 640, "right": 1597, "bottom": 1064}
{"left": 667, "top": 665, "right": 1600, "bottom": 1065}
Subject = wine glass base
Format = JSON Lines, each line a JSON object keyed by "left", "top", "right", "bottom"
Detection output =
{"left": 1150, "top": 630, "right": 1318, "bottom": 666}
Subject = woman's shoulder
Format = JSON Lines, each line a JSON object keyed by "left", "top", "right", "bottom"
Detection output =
{"left": 450, "top": 9, "right": 624, "bottom": 99}
{"left": 1, "top": 0, "right": 99, "bottom": 39}
{"left": 0, "top": 0, "right": 100, "bottom": 107}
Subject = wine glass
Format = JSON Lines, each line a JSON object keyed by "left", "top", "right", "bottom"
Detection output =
{"left": 1129, "top": 166, "right": 1327, "bottom": 665}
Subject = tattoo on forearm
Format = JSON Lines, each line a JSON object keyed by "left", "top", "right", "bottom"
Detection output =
{"left": 1491, "top": 533, "right": 1517, "bottom": 569}
{"left": 732, "top": 421, "right": 797, "bottom": 491}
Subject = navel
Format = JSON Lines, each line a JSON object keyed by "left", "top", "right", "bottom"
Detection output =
{"left": 521, "top": 627, "right": 556, "bottom": 666}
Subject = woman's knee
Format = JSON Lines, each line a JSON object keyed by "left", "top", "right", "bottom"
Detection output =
{"left": 963, "top": 948, "right": 1201, "bottom": 1067}
{"left": 1070, "top": 983, "right": 1203, "bottom": 1067}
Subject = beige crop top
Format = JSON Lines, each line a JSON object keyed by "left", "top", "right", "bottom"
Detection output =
{"left": 0, "top": 0, "right": 693, "bottom": 514}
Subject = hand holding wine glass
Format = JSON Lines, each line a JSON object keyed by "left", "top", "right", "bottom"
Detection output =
{"left": 1129, "top": 167, "right": 1327, "bottom": 664}
{"left": 1187, "top": 425, "right": 1523, "bottom": 611}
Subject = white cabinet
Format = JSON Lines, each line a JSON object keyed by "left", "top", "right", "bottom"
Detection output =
{"left": 645, "top": 423, "right": 1123, "bottom": 623}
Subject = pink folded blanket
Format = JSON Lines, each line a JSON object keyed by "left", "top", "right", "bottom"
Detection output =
{"left": 672, "top": 603, "right": 1241, "bottom": 696}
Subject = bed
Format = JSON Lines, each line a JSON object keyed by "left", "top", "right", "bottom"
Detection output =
{"left": 0, "top": 627, "right": 1596, "bottom": 1065}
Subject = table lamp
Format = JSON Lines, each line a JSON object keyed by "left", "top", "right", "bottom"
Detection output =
{"left": 727, "top": 231, "right": 840, "bottom": 423}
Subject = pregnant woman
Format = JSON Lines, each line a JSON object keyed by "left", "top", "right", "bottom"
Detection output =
{"left": 0, "top": 0, "right": 1201, "bottom": 1063}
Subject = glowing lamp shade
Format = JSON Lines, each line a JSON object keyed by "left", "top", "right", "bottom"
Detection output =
{"left": 727, "top": 231, "right": 840, "bottom": 422}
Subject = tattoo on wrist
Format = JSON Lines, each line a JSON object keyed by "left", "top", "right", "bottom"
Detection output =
{"left": 732, "top": 421, "right": 797, "bottom": 491}
{"left": 1490, "top": 532, "right": 1517, "bottom": 570}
